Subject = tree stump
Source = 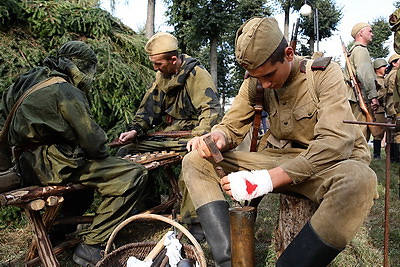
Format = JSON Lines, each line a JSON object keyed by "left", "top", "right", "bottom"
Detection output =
{"left": 274, "top": 193, "right": 318, "bottom": 257}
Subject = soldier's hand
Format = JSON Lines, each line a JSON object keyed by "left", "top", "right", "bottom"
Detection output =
{"left": 186, "top": 131, "right": 226, "bottom": 157}
{"left": 118, "top": 130, "right": 137, "bottom": 144}
{"left": 371, "top": 98, "right": 379, "bottom": 111}
{"left": 224, "top": 170, "right": 273, "bottom": 201}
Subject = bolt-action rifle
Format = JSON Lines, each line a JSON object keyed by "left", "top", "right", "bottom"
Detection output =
{"left": 340, "top": 36, "right": 383, "bottom": 137}
{"left": 290, "top": 18, "right": 300, "bottom": 52}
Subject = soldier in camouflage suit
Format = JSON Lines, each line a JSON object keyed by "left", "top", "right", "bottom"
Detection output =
{"left": 116, "top": 32, "right": 222, "bottom": 240}
{"left": 0, "top": 41, "right": 149, "bottom": 266}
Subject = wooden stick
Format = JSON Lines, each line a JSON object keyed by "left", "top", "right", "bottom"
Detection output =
{"left": 144, "top": 232, "right": 168, "bottom": 262}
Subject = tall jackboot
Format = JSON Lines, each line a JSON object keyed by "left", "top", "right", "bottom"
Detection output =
{"left": 391, "top": 143, "right": 400, "bottom": 163}
{"left": 373, "top": 139, "right": 381, "bottom": 159}
{"left": 276, "top": 222, "right": 343, "bottom": 267}
{"left": 196, "top": 201, "right": 231, "bottom": 267}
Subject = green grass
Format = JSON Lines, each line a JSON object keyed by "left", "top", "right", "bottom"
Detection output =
{"left": 0, "top": 147, "right": 399, "bottom": 266}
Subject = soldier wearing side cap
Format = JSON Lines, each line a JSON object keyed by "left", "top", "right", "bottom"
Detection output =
{"left": 372, "top": 58, "right": 388, "bottom": 159}
{"left": 182, "top": 17, "right": 378, "bottom": 266}
{"left": 385, "top": 54, "right": 400, "bottom": 161}
{"left": 115, "top": 32, "right": 222, "bottom": 241}
{"left": 344, "top": 22, "right": 380, "bottom": 140}
{"left": 0, "top": 41, "right": 149, "bottom": 266}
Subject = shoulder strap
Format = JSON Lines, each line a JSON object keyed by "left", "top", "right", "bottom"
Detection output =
{"left": 0, "top": 76, "right": 67, "bottom": 142}
{"left": 305, "top": 59, "right": 319, "bottom": 105}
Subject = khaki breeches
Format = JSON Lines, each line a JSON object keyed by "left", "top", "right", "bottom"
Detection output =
{"left": 182, "top": 148, "right": 378, "bottom": 248}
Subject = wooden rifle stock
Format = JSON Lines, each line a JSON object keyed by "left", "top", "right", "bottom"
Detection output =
{"left": 340, "top": 36, "right": 383, "bottom": 137}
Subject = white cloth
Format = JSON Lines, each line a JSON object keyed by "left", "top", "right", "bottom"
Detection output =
{"left": 126, "top": 256, "right": 152, "bottom": 267}
{"left": 227, "top": 169, "right": 273, "bottom": 201}
{"left": 164, "top": 231, "right": 182, "bottom": 267}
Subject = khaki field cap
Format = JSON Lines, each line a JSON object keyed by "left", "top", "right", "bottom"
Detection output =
{"left": 351, "top": 22, "right": 371, "bottom": 38}
{"left": 373, "top": 58, "right": 388, "bottom": 69}
{"left": 145, "top": 32, "right": 178, "bottom": 56}
{"left": 235, "top": 17, "right": 283, "bottom": 70}
{"left": 389, "top": 53, "right": 400, "bottom": 64}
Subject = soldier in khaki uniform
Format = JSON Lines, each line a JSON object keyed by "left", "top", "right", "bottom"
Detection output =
{"left": 385, "top": 54, "right": 400, "bottom": 161}
{"left": 116, "top": 32, "right": 222, "bottom": 240}
{"left": 344, "top": 22, "right": 380, "bottom": 140}
{"left": 390, "top": 9, "right": 400, "bottom": 146}
{"left": 372, "top": 58, "right": 387, "bottom": 158}
{"left": 182, "top": 17, "right": 378, "bottom": 266}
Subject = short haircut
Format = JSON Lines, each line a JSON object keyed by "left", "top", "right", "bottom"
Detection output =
{"left": 162, "top": 50, "right": 179, "bottom": 60}
{"left": 267, "top": 37, "right": 287, "bottom": 65}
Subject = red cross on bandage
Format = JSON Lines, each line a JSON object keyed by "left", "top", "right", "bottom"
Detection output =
{"left": 245, "top": 179, "right": 257, "bottom": 195}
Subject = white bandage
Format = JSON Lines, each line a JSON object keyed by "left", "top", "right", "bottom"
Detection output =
{"left": 227, "top": 170, "right": 273, "bottom": 201}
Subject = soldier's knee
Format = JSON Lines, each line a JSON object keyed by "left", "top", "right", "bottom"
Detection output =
{"left": 342, "top": 160, "right": 378, "bottom": 199}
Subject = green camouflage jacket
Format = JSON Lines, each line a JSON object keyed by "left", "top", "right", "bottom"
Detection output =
{"left": 129, "top": 54, "right": 222, "bottom": 137}
{"left": 0, "top": 67, "right": 109, "bottom": 184}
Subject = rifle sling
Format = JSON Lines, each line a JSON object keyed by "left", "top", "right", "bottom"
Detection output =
{"left": 250, "top": 81, "right": 264, "bottom": 152}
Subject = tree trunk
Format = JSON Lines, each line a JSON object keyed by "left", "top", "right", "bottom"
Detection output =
{"left": 145, "top": 0, "right": 155, "bottom": 39}
{"left": 210, "top": 36, "right": 218, "bottom": 89}
{"left": 274, "top": 194, "right": 318, "bottom": 258}
{"left": 283, "top": 6, "right": 290, "bottom": 41}
{"left": 309, "top": 36, "right": 315, "bottom": 56}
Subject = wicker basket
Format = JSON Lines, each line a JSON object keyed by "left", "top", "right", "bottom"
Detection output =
{"left": 96, "top": 214, "right": 206, "bottom": 267}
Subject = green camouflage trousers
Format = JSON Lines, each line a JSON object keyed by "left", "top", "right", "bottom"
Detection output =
{"left": 117, "top": 137, "right": 198, "bottom": 224}
{"left": 19, "top": 149, "right": 148, "bottom": 245}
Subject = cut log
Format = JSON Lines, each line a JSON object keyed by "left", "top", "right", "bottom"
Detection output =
{"left": 0, "top": 184, "right": 86, "bottom": 207}
{"left": 274, "top": 194, "right": 318, "bottom": 257}
{"left": 14, "top": 199, "right": 45, "bottom": 211}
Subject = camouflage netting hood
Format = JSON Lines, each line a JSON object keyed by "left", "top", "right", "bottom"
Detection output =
{"left": 43, "top": 41, "right": 98, "bottom": 93}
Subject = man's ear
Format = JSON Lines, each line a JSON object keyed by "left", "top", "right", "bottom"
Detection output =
{"left": 285, "top": 47, "right": 294, "bottom": 61}
{"left": 171, "top": 55, "right": 178, "bottom": 64}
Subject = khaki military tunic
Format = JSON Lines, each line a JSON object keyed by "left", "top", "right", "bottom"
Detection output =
{"left": 385, "top": 68, "right": 398, "bottom": 117}
{"left": 0, "top": 67, "right": 148, "bottom": 245}
{"left": 344, "top": 42, "right": 379, "bottom": 138}
{"left": 183, "top": 56, "right": 378, "bottom": 248}
{"left": 374, "top": 75, "right": 387, "bottom": 140}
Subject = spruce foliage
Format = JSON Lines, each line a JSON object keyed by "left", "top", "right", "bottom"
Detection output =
{"left": 0, "top": 0, "right": 154, "bottom": 140}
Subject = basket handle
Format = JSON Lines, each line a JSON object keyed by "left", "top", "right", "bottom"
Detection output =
{"left": 104, "top": 213, "right": 207, "bottom": 267}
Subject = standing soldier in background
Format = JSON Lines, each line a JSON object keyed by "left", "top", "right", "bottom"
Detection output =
{"left": 344, "top": 22, "right": 380, "bottom": 139}
{"left": 372, "top": 58, "right": 388, "bottom": 159}
{"left": 385, "top": 54, "right": 400, "bottom": 162}
{"left": 115, "top": 32, "right": 222, "bottom": 241}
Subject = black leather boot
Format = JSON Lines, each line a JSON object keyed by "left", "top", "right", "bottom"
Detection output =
{"left": 373, "top": 139, "right": 381, "bottom": 159}
{"left": 391, "top": 143, "right": 400, "bottom": 163}
{"left": 276, "top": 222, "right": 343, "bottom": 267}
{"left": 188, "top": 222, "right": 206, "bottom": 243}
{"left": 73, "top": 243, "right": 104, "bottom": 267}
{"left": 196, "top": 201, "right": 231, "bottom": 267}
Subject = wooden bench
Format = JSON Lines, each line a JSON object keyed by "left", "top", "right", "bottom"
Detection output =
{"left": 0, "top": 151, "right": 182, "bottom": 267}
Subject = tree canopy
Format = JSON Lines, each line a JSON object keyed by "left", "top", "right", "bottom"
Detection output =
{"left": 369, "top": 17, "right": 392, "bottom": 59}
{"left": 0, "top": 0, "right": 154, "bottom": 141}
